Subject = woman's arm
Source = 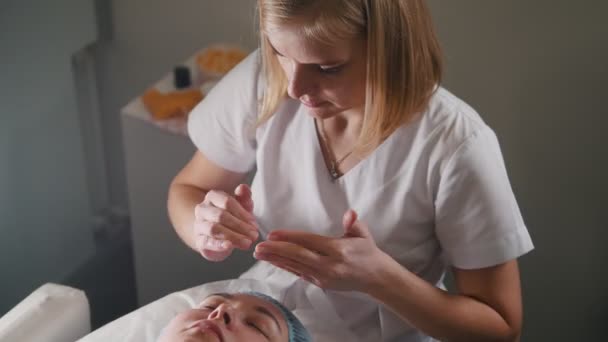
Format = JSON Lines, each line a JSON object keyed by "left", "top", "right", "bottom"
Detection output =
{"left": 167, "top": 150, "right": 252, "bottom": 252}
{"left": 255, "top": 210, "right": 523, "bottom": 341}
{"left": 367, "top": 256, "right": 522, "bottom": 342}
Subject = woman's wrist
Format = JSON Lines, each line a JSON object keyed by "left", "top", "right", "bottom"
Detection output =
{"left": 168, "top": 182, "right": 206, "bottom": 251}
{"left": 363, "top": 250, "right": 412, "bottom": 299}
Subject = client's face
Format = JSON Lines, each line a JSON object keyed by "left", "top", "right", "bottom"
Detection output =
{"left": 158, "top": 293, "right": 289, "bottom": 342}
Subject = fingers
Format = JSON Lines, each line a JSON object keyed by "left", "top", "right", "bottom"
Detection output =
{"left": 234, "top": 184, "right": 254, "bottom": 213}
{"left": 201, "top": 248, "right": 233, "bottom": 262}
{"left": 194, "top": 235, "right": 233, "bottom": 261}
{"left": 342, "top": 209, "right": 357, "bottom": 229}
{"left": 192, "top": 187, "right": 258, "bottom": 261}
{"left": 256, "top": 252, "right": 323, "bottom": 286}
{"left": 195, "top": 234, "right": 231, "bottom": 251}
{"left": 198, "top": 203, "right": 258, "bottom": 239}
{"left": 255, "top": 240, "right": 325, "bottom": 267}
{"left": 194, "top": 190, "right": 259, "bottom": 250}
{"left": 194, "top": 218, "right": 257, "bottom": 250}
{"left": 342, "top": 209, "right": 371, "bottom": 238}
{"left": 204, "top": 190, "right": 256, "bottom": 223}
{"left": 234, "top": 183, "right": 251, "bottom": 197}
{"left": 266, "top": 230, "right": 333, "bottom": 255}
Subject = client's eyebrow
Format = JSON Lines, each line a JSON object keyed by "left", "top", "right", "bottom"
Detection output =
{"left": 255, "top": 306, "right": 282, "bottom": 333}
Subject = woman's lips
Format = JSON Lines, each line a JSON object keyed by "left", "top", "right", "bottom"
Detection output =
{"left": 199, "top": 321, "right": 224, "bottom": 342}
{"left": 300, "top": 99, "right": 325, "bottom": 108}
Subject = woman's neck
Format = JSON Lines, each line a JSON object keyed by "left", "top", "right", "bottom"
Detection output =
{"left": 324, "top": 107, "right": 364, "bottom": 139}
{"left": 315, "top": 108, "right": 366, "bottom": 178}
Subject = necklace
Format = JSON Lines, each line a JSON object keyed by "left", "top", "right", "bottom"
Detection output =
{"left": 316, "top": 119, "right": 355, "bottom": 180}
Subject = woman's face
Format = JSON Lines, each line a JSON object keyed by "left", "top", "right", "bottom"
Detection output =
{"left": 158, "top": 293, "right": 289, "bottom": 342}
{"left": 265, "top": 24, "right": 367, "bottom": 119}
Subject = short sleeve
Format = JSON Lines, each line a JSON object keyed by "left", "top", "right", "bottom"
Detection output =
{"left": 435, "top": 126, "right": 534, "bottom": 269}
{"left": 187, "top": 50, "right": 262, "bottom": 173}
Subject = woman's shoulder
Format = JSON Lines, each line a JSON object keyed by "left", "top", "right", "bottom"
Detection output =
{"left": 387, "top": 86, "right": 501, "bottom": 170}
{"left": 417, "top": 86, "right": 494, "bottom": 148}
{"left": 199, "top": 48, "right": 264, "bottom": 104}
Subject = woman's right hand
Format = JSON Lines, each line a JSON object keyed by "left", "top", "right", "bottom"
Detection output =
{"left": 194, "top": 184, "right": 259, "bottom": 261}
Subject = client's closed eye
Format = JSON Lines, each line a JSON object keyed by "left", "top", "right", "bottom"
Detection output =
{"left": 247, "top": 320, "right": 270, "bottom": 339}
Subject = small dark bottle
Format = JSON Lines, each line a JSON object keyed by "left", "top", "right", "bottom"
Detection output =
{"left": 173, "top": 65, "right": 192, "bottom": 89}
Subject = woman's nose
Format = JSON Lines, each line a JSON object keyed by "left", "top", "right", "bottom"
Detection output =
{"left": 287, "top": 64, "right": 313, "bottom": 100}
{"left": 208, "top": 304, "right": 232, "bottom": 325}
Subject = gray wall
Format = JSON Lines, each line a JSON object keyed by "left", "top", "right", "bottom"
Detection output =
{"left": 95, "top": 0, "right": 258, "bottom": 210}
{"left": 0, "top": 0, "right": 97, "bottom": 314}
{"left": 428, "top": 0, "right": 608, "bottom": 340}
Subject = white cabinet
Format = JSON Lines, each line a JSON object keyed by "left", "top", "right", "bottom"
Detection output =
{"left": 121, "top": 52, "right": 255, "bottom": 306}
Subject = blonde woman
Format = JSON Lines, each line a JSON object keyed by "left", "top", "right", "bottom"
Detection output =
{"left": 168, "top": 0, "right": 534, "bottom": 341}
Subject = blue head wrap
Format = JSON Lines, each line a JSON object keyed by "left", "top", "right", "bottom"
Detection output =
{"left": 244, "top": 292, "right": 312, "bottom": 342}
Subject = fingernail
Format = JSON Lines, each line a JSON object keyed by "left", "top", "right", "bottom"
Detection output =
{"left": 241, "top": 238, "right": 252, "bottom": 248}
{"left": 221, "top": 240, "right": 231, "bottom": 249}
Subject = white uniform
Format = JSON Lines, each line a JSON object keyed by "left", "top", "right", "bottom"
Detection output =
{"left": 188, "top": 50, "right": 534, "bottom": 342}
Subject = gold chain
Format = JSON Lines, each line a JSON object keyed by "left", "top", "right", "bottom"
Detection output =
{"left": 316, "top": 119, "right": 355, "bottom": 179}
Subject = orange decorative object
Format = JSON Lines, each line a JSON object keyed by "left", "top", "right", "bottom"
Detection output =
{"left": 141, "top": 88, "right": 203, "bottom": 120}
{"left": 196, "top": 46, "right": 248, "bottom": 77}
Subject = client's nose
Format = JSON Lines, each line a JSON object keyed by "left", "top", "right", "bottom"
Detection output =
{"left": 208, "top": 304, "right": 232, "bottom": 325}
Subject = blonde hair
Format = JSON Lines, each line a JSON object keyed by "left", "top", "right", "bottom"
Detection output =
{"left": 257, "top": 0, "right": 443, "bottom": 152}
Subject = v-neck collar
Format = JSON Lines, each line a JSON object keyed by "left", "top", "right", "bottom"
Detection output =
{"left": 309, "top": 114, "right": 398, "bottom": 185}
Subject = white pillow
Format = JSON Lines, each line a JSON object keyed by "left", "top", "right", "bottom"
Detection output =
{"left": 79, "top": 278, "right": 360, "bottom": 342}
{"left": 0, "top": 283, "right": 90, "bottom": 342}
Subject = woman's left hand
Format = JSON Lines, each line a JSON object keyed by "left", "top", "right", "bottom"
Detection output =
{"left": 253, "top": 210, "right": 393, "bottom": 293}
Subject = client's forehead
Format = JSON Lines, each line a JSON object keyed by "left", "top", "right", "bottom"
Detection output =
{"left": 204, "top": 292, "right": 267, "bottom": 307}
{"left": 205, "top": 292, "right": 236, "bottom": 301}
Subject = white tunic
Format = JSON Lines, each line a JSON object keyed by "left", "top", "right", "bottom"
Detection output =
{"left": 188, "top": 50, "right": 534, "bottom": 342}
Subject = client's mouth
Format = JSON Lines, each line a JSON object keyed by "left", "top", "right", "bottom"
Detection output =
{"left": 199, "top": 321, "right": 224, "bottom": 342}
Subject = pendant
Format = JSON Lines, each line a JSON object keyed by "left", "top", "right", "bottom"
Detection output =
{"left": 329, "top": 163, "right": 340, "bottom": 180}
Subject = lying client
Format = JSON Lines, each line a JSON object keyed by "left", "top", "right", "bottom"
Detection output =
{"left": 158, "top": 292, "right": 312, "bottom": 342}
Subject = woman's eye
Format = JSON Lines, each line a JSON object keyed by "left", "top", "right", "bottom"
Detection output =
{"left": 247, "top": 321, "right": 269, "bottom": 338}
{"left": 319, "top": 65, "right": 341, "bottom": 74}
{"left": 272, "top": 49, "right": 285, "bottom": 58}
{"left": 203, "top": 305, "right": 216, "bottom": 310}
